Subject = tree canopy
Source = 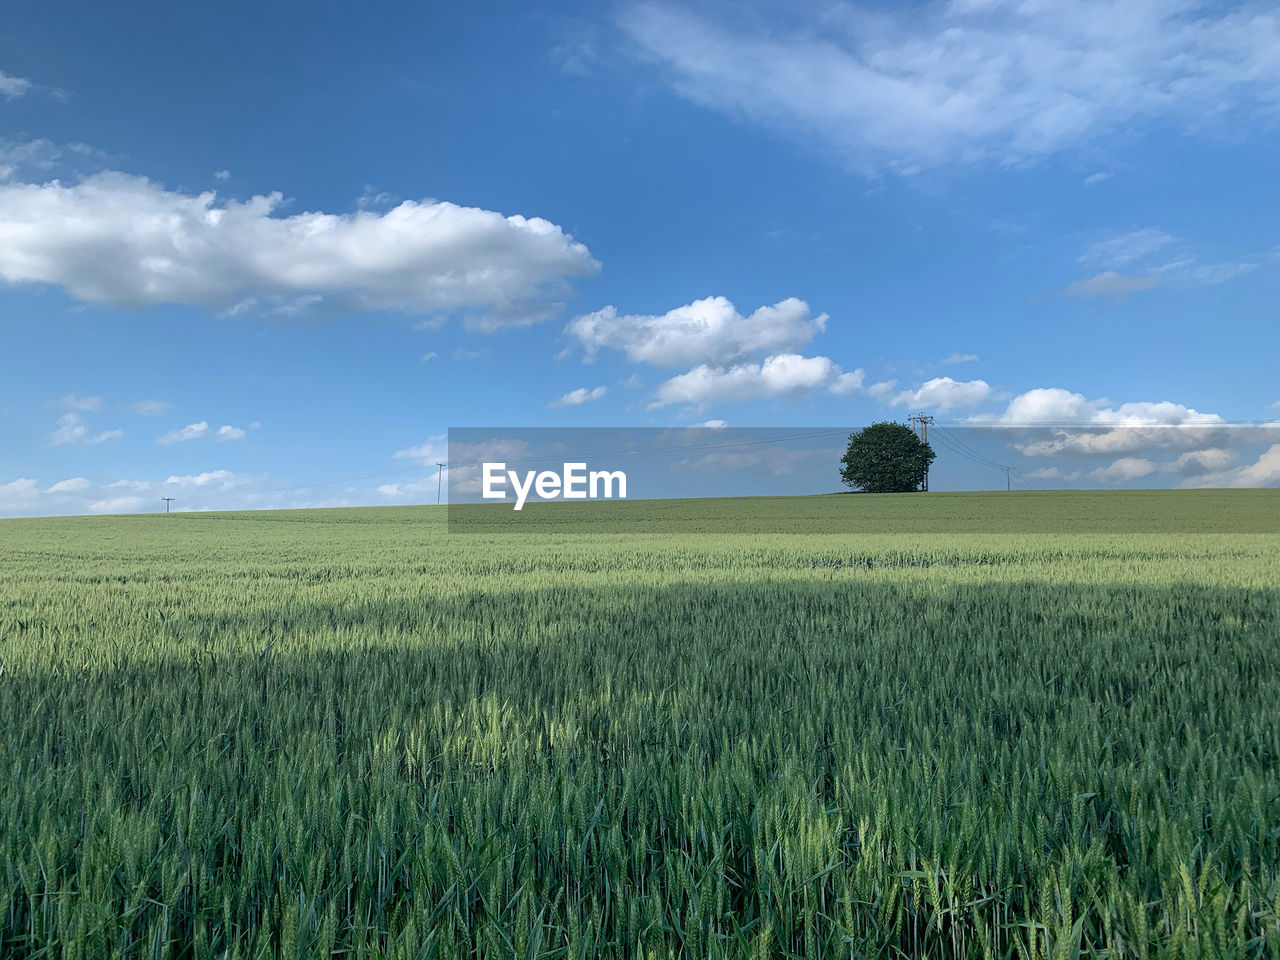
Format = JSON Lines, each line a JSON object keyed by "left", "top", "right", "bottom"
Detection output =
{"left": 840, "top": 422, "right": 936, "bottom": 493}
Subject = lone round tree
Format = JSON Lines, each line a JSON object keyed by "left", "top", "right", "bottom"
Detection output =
{"left": 840, "top": 421, "right": 936, "bottom": 493}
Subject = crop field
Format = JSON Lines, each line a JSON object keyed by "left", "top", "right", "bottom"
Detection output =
{"left": 1, "top": 491, "right": 1278, "bottom": 959}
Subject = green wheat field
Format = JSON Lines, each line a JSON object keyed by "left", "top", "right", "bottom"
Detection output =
{"left": 1, "top": 491, "right": 1278, "bottom": 959}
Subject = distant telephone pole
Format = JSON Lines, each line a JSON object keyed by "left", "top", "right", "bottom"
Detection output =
{"left": 1002, "top": 466, "right": 1012, "bottom": 491}
{"left": 907, "top": 413, "right": 935, "bottom": 491}
{"left": 435, "top": 462, "right": 446, "bottom": 505}
{"left": 162, "top": 497, "right": 176, "bottom": 513}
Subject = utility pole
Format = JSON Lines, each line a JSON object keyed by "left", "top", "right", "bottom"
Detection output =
{"left": 907, "top": 412, "right": 935, "bottom": 491}
{"left": 162, "top": 497, "right": 175, "bottom": 513}
{"left": 1002, "top": 466, "right": 1012, "bottom": 491}
{"left": 435, "top": 462, "right": 446, "bottom": 505}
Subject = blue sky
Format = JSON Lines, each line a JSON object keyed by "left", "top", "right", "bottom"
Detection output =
{"left": 2, "top": 0, "right": 1279, "bottom": 515}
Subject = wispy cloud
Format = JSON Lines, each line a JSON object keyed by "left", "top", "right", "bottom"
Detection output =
{"left": 620, "top": 1, "right": 1280, "bottom": 171}
{"left": 55, "top": 392, "right": 103, "bottom": 411}
{"left": 158, "top": 421, "right": 247, "bottom": 444}
{"left": 46, "top": 413, "right": 122, "bottom": 446}
{"left": 1064, "top": 271, "right": 1158, "bottom": 300}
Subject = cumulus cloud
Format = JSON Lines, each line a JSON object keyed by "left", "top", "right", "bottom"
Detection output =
{"left": 46, "top": 413, "right": 123, "bottom": 446}
{"left": 1092, "top": 457, "right": 1158, "bottom": 483}
{"left": 892, "top": 377, "right": 991, "bottom": 411}
{"left": 1164, "top": 448, "right": 1238, "bottom": 476}
{"left": 564, "top": 296, "right": 826, "bottom": 367}
{"left": 973, "top": 387, "right": 1233, "bottom": 458}
{"left": 1180, "top": 444, "right": 1280, "bottom": 488}
{"left": 550, "top": 385, "right": 607, "bottom": 408}
{"left": 0, "top": 171, "right": 598, "bottom": 328}
{"left": 649, "top": 353, "right": 863, "bottom": 409}
{"left": 867, "top": 379, "right": 897, "bottom": 398}
{"left": 620, "top": 1, "right": 1280, "bottom": 171}
{"left": 216, "top": 424, "right": 246, "bottom": 441}
{"left": 46, "top": 476, "right": 91, "bottom": 493}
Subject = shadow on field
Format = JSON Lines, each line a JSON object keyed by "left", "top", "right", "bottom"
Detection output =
{"left": 3, "top": 578, "right": 1279, "bottom": 958}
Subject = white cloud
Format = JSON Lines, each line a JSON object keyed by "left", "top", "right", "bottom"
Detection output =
{"left": 694, "top": 419, "right": 728, "bottom": 428}
{"left": 420, "top": 351, "right": 437, "bottom": 363}
{"left": 550, "top": 385, "right": 608, "bottom": 408}
{"left": 56, "top": 392, "right": 104, "bottom": 411}
{"left": 1079, "top": 228, "right": 1176, "bottom": 267}
{"left": 46, "top": 413, "right": 123, "bottom": 446}
{"left": 649, "top": 353, "right": 862, "bottom": 409}
{"left": 940, "top": 353, "right": 978, "bottom": 365}
{"left": 867, "top": 379, "right": 897, "bottom": 398}
{"left": 1177, "top": 261, "right": 1257, "bottom": 285}
{"left": 892, "top": 377, "right": 991, "bottom": 411}
{"left": 1180, "top": 444, "right": 1280, "bottom": 488}
{"left": 1064, "top": 271, "right": 1158, "bottom": 299}
{"left": 565, "top": 296, "right": 826, "bottom": 367}
{"left": 975, "top": 387, "right": 1233, "bottom": 457}
{"left": 392, "top": 434, "right": 448, "bottom": 462}
{"left": 620, "top": 1, "right": 1280, "bottom": 171}
{"left": 1026, "top": 466, "right": 1081, "bottom": 481}
{"left": 1083, "top": 172, "right": 1110, "bottom": 186}
{"left": 0, "top": 478, "right": 39, "bottom": 512}
{"left": 124, "top": 399, "right": 170, "bottom": 415}
{"left": 158, "top": 421, "right": 208, "bottom": 444}
{"left": 1163, "top": 447, "right": 1238, "bottom": 476}
{"left": 1, "top": 470, "right": 377, "bottom": 517}
{"left": 88, "top": 495, "right": 146, "bottom": 514}
{"left": 1092, "top": 457, "right": 1158, "bottom": 483}
{"left": 163, "top": 469, "right": 248, "bottom": 488}
{"left": 155, "top": 421, "right": 246, "bottom": 443}
{"left": 0, "top": 171, "right": 598, "bottom": 328}
{"left": 213, "top": 169, "right": 230, "bottom": 181}
{"left": 0, "top": 69, "right": 32, "bottom": 99}
{"left": 1068, "top": 228, "right": 1260, "bottom": 297}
